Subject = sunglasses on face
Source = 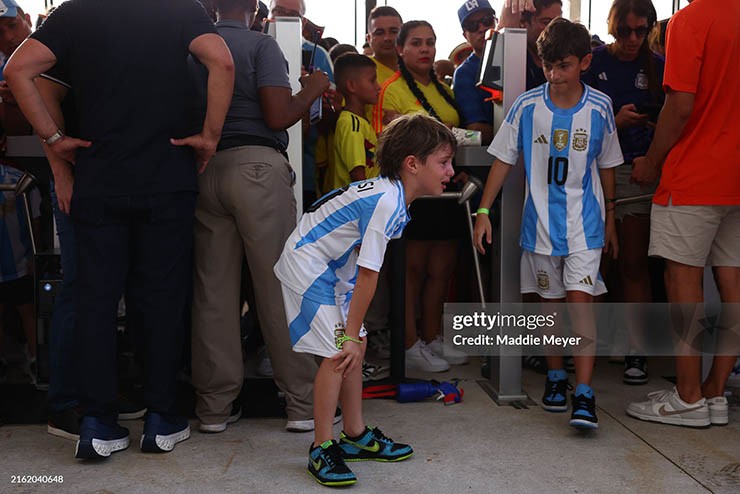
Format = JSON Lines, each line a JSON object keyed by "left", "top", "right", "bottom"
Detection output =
{"left": 463, "top": 14, "right": 497, "bottom": 33}
{"left": 616, "top": 25, "right": 649, "bottom": 38}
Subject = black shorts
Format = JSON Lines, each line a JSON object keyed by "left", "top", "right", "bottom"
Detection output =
{"left": 0, "top": 275, "right": 34, "bottom": 306}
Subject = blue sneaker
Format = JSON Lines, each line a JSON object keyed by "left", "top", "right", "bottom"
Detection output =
{"left": 75, "top": 416, "right": 130, "bottom": 459}
{"left": 570, "top": 384, "right": 599, "bottom": 430}
{"left": 308, "top": 440, "right": 357, "bottom": 487}
{"left": 140, "top": 412, "right": 190, "bottom": 453}
{"left": 542, "top": 369, "right": 570, "bottom": 412}
{"left": 339, "top": 426, "right": 413, "bottom": 462}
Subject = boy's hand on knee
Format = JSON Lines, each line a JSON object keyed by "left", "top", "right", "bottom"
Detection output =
{"left": 331, "top": 340, "right": 363, "bottom": 378}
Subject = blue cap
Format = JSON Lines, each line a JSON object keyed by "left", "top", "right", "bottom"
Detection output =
{"left": 0, "top": 0, "right": 20, "bottom": 18}
{"left": 457, "top": 0, "right": 494, "bottom": 27}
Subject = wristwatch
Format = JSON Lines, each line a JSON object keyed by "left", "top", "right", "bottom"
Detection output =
{"left": 43, "top": 130, "right": 65, "bottom": 145}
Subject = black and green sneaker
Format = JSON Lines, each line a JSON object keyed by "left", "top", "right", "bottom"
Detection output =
{"left": 338, "top": 426, "right": 413, "bottom": 462}
{"left": 308, "top": 440, "right": 357, "bottom": 487}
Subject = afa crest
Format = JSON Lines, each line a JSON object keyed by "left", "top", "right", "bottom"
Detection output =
{"left": 537, "top": 270, "right": 550, "bottom": 291}
{"left": 553, "top": 130, "right": 569, "bottom": 151}
{"left": 635, "top": 72, "right": 648, "bottom": 90}
{"left": 572, "top": 129, "right": 588, "bottom": 152}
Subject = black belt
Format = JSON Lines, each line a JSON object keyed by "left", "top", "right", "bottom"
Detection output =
{"left": 218, "top": 135, "right": 288, "bottom": 159}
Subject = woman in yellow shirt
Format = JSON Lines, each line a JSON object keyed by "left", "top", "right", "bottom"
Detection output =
{"left": 375, "top": 20, "right": 469, "bottom": 372}
{"left": 373, "top": 21, "right": 460, "bottom": 132}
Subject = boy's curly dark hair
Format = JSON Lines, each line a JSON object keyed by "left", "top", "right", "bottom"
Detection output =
{"left": 536, "top": 17, "right": 591, "bottom": 63}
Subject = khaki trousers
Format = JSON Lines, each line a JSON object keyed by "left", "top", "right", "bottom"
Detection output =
{"left": 191, "top": 145, "right": 317, "bottom": 424}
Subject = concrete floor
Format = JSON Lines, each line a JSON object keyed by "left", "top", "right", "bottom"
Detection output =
{"left": 1, "top": 358, "right": 738, "bottom": 494}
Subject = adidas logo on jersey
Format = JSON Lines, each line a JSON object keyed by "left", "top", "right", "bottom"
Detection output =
{"left": 578, "top": 276, "right": 594, "bottom": 287}
{"left": 534, "top": 134, "right": 548, "bottom": 144}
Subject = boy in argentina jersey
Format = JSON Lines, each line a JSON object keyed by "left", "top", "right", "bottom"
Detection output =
{"left": 474, "top": 19, "right": 622, "bottom": 431}
{"left": 274, "top": 114, "right": 456, "bottom": 487}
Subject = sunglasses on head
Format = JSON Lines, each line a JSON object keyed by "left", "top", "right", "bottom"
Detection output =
{"left": 463, "top": 14, "right": 497, "bottom": 32}
{"left": 616, "top": 25, "right": 649, "bottom": 38}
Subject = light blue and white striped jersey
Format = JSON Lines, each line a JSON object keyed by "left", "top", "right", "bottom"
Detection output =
{"left": 488, "top": 83, "right": 623, "bottom": 256}
{"left": 1, "top": 165, "right": 41, "bottom": 282}
{"left": 274, "top": 177, "right": 409, "bottom": 304}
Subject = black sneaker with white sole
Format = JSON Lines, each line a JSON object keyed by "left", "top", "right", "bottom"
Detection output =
{"left": 623, "top": 356, "right": 648, "bottom": 385}
{"left": 75, "top": 416, "right": 130, "bottom": 459}
{"left": 140, "top": 412, "right": 190, "bottom": 453}
{"left": 570, "top": 388, "right": 599, "bottom": 430}
{"left": 362, "top": 360, "right": 390, "bottom": 382}
{"left": 542, "top": 372, "right": 571, "bottom": 412}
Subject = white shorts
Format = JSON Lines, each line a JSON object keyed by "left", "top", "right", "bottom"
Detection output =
{"left": 520, "top": 249, "right": 607, "bottom": 299}
{"left": 281, "top": 285, "right": 367, "bottom": 359}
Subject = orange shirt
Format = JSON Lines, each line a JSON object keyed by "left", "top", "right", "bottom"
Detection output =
{"left": 653, "top": 0, "right": 740, "bottom": 206}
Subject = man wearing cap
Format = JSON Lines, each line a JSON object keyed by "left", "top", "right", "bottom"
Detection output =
{"left": 0, "top": 0, "right": 33, "bottom": 133}
{"left": 453, "top": 0, "right": 498, "bottom": 145}
{"left": 0, "top": 0, "right": 31, "bottom": 70}
{"left": 251, "top": 1, "right": 268, "bottom": 31}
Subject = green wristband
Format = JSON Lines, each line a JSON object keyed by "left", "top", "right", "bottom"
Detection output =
{"left": 476, "top": 208, "right": 490, "bottom": 215}
{"left": 336, "top": 335, "right": 363, "bottom": 349}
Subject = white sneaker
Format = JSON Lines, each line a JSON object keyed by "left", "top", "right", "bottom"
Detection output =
{"left": 199, "top": 404, "right": 242, "bottom": 433}
{"left": 285, "top": 408, "right": 342, "bottom": 432}
{"left": 706, "top": 396, "right": 729, "bottom": 426}
{"left": 626, "top": 387, "right": 710, "bottom": 427}
{"left": 405, "top": 340, "right": 450, "bottom": 373}
{"left": 427, "top": 336, "right": 469, "bottom": 365}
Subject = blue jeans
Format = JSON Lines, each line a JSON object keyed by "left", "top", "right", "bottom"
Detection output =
{"left": 48, "top": 179, "right": 80, "bottom": 412}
